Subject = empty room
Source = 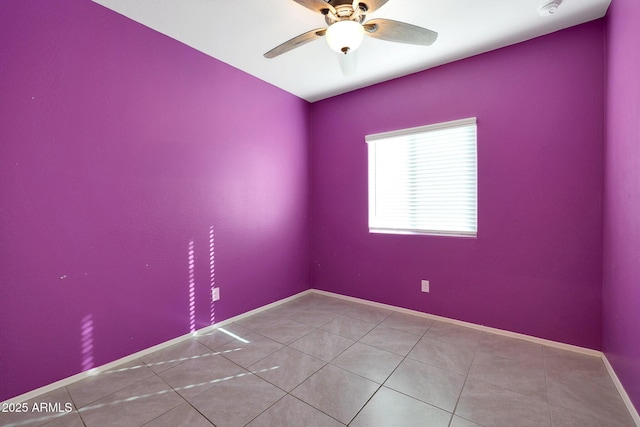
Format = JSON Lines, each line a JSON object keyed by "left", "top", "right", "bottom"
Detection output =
{"left": 1, "top": 0, "right": 638, "bottom": 426}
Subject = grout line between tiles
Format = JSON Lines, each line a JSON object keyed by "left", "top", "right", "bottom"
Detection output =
{"left": 542, "top": 348, "right": 555, "bottom": 427}
{"left": 72, "top": 369, "right": 183, "bottom": 427}
{"left": 136, "top": 374, "right": 204, "bottom": 427}
{"left": 345, "top": 382, "right": 384, "bottom": 426}
{"left": 241, "top": 393, "right": 285, "bottom": 427}
{"left": 447, "top": 333, "right": 482, "bottom": 427}
{"left": 288, "top": 393, "right": 347, "bottom": 426}
{"left": 344, "top": 317, "right": 458, "bottom": 425}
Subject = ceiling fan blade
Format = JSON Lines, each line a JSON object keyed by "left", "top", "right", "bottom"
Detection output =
{"left": 292, "top": 0, "right": 336, "bottom": 15}
{"left": 338, "top": 51, "right": 358, "bottom": 76}
{"left": 264, "top": 28, "right": 327, "bottom": 59}
{"left": 364, "top": 18, "right": 438, "bottom": 46}
{"left": 358, "top": 0, "right": 389, "bottom": 13}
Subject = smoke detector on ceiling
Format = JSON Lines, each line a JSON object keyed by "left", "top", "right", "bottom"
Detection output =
{"left": 539, "top": 0, "right": 562, "bottom": 16}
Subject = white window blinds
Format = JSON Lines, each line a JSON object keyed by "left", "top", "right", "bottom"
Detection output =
{"left": 366, "top": 117, "right": 477, "bottom": 237}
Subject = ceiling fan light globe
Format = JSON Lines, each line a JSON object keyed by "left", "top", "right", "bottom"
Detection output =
{"left": 326, "top": 20, "right": 364, "bottom": 53}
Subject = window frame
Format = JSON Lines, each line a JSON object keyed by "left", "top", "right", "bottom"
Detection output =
{"left": 365, "top": 117, "right": 478, "bottom": 238}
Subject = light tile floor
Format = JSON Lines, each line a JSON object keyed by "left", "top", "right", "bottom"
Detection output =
{"left": 1, "top": 293, "right": 636, "bottom": 427}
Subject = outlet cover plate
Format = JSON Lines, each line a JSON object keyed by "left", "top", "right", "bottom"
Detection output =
{"left": 421, "top": 280, "right": 430, "bottom": 293}
{"left": 212, "top": 287, "right": 220, "bottom": 301}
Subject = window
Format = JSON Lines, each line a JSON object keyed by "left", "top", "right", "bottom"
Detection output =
{"left": 366, "top": 117, "right": 477, "bottom": 237}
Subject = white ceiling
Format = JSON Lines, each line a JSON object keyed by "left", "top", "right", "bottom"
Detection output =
{"left": 92, "top": 0, "right": 611, "bottom": 102}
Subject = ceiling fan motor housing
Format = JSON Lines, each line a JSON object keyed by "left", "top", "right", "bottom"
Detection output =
{"left": 324, "top": 1, "right": 366, "bottom": 25}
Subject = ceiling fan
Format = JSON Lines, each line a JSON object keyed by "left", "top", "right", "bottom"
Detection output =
{"left": 264, "top": 0, "right": 438, "bottom": 73}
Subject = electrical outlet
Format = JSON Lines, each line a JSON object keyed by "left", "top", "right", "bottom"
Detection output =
{"left": 212, "top": 287, "right": 220, "bottom": 302}
{"left": 421, "top": 280, "right": 430, "bottom": 293}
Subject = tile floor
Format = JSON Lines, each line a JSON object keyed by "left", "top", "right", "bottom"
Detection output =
{"left": 1, "top": 293, "right": 636, "bottom": 427}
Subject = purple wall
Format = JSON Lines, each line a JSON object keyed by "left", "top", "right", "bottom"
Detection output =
{"left": 3, "top": 0, "right": 635, "bottom": 408}
{"left": 604, "top": 0, "right": 640, "bottom": 410}
{"left": 0, "top": 1, "right": 311, "bottom": 401}
{"left": 311, "top": 21, "right": 605, "bottom": 350}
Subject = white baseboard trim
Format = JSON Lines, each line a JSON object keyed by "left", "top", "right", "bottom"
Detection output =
{"left": 312, "top": 289, "right": 638, "bottom": 425}
{"left": 2, "top": 289, "right": 312, "bottom": 405}
{"left": 5, "top": 287, "right": 638, "bottom": 426}
{"left": 603, "top": 354, "right": 640, "bottom": 426}
{"left": 310, "top": 289, "right": 602, "bottom": 357}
